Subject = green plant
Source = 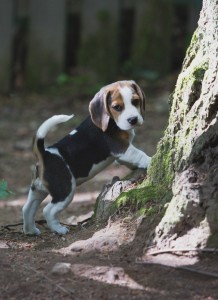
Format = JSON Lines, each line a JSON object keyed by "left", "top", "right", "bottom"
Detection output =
{"left": 0, "top": 180, "right": 13, "bottom": 199}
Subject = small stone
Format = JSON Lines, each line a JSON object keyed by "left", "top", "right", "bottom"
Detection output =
{"left": 51, "top": 262, "right": 71, "bottom": 275}
{"left": 122, "top": 217, "right": 132, "bottom": 224}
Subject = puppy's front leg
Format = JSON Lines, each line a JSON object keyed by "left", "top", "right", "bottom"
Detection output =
{"left": 116, "top": 144, "right": 151, "bottom": 169}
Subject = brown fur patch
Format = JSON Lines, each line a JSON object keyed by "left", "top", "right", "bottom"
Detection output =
{"left": 107, "top": 89, "right": 124, "bottom": 123}
{"left": 115, "top": 130, "right": 130, "bottom": 143}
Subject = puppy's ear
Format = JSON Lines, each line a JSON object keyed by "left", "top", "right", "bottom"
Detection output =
{"left": 131, "top": 81, "right": 146, "bottom": 118}
{"left": 89, "top": 89, "right": 111, "bottom": 131}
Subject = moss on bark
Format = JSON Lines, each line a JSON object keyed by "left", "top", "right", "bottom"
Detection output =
{"left": 94, "top": 1, "right": 217, "bottom": 250}
{"left": 144, "top": 0, "right": 218, "bottom": 249}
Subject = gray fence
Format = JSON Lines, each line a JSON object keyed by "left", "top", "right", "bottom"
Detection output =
{"left": 0, "top": 0, "right": 201, "bottom": 92}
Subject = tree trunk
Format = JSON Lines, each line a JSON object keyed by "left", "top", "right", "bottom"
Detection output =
{"left": 147, "top": 0, "right": 218, "bottom": 250}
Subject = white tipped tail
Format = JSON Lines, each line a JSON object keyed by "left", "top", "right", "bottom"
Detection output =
{"left": 33, "top": 114, "right": 74, "bottom": 165}
{"left": 37, "top": 114, "right": 74, "bottom": 139}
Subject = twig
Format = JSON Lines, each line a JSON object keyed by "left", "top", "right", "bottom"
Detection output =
{"left": 1, "top": 216, "right": 92, "bottom": 231}
{"left": 24, "top": 265, "right": 74, "bottom": 296}
{"left": 1, "top": 221, "right": 23, "bottom": 230}
{"left": 0, "top": 219, "right": 47, "bottom": 230}
{"left": 146, "top": 248, "right": 218, "bottom": 256}
{"left": 136, "top": 260, "right": 218, "bottom": 279}
{"left": 177, "top": 266, "right": 218, "bottom": 278}
{"left": 78, "top": 216, "right": 93, "bottom": 226}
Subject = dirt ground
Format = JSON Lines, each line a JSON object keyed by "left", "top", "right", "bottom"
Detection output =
{"left": 1, "top": 85, "right": 218, "bottom": 300}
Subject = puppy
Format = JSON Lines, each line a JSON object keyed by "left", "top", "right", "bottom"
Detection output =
{"left": 22, "top": 80, "right": 151, "bottom": 235}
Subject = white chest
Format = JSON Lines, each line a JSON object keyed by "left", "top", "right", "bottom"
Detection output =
{"left": 76, "top": 156, "right": 115, "bottom": 186}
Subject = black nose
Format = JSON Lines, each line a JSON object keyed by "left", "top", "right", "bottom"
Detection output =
{"left": 128, "top": 116, "right": 138, "bottom": 125}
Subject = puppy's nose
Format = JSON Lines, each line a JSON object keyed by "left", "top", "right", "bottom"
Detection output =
{"left": 128, "top": 116, "right": 138, "bottom": 125}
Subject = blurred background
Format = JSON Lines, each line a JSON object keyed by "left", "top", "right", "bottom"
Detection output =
{"left": 0, "top": 0, "right": 201, "bottom": 91}
{"left": 0, "top": 0, "right": 202, "bottom": 197}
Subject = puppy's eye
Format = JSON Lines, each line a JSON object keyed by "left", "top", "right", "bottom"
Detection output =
{"left": 112, "top": 104, "right": 122, "bottom": 112}
{"left": 132, "top": 99, "right": 140, "bottom": 107}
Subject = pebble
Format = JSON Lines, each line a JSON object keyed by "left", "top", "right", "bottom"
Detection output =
{"left": 51, "top": 262, "right": 72, "bottom": 275}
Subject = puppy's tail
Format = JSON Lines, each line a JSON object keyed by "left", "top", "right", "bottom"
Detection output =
{"left": 33, "top": 114, "right": 74, "bottom": 159}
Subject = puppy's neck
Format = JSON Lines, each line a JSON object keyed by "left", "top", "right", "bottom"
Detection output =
{"left": 106, "top": 118, "right": 134, "bottom": 144}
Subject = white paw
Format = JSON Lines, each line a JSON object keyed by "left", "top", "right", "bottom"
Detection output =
{"left": 50, "top": 224, "right": 69, "bottom": 235}
{"left": 138, "top": 155, "right": 152, "bottom": 169}
{"left": 23, "top": 226, "right": 41, "bottom": 235}
{"left": 147, "top": 156, "right": 152, "bottom": 166}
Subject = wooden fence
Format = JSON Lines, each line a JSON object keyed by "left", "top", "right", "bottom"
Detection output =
{"left": 0, "top": 0, "right": 201, "bottom": 92}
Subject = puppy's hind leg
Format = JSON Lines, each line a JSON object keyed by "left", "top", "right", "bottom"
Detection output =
{"left": 43, "top": 180, "right": 76, "bottom": 235}
{"left": 23, "top": 179, "right": 48, "bottom": 235}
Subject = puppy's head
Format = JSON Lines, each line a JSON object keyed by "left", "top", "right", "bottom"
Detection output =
{"left": 89, "top": 80, "right": 145, "bottom": 131}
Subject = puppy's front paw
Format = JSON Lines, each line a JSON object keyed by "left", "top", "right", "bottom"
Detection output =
{"left": 139, "top": 155, "right": 152, "bottom": 169}
{"left": 146, "top": 156, "right": 152, "bottom": 167}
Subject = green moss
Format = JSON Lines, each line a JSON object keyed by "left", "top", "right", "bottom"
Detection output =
{"left": 110, "top": 182, "right": 172, "bottom": 219}
{"left": 116, "top": 185, "right": 157, "bottom": 207}
{"left": 140, "top": 42, "right": 209, "bottom": 203}
{"left": 183, "top": 29, "right": 199, "bottom": 69}
{"left": 152, "top": 51, "right": 209, "bottom": 179}
{"left": 135, "top": 207, "right": 146, "bottom": 217}
{"left": 146, "top": 137, "right": 175, "bottom": 189}
{"left": 93, "top": 195, "right": 100, "bottom": 217}
{"left": 132, "top": 52, "right": 209, "bottom": 209}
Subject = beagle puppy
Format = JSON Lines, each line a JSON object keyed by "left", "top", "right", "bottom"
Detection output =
{"left": 22, "top": 80, "right": 151, "bottom": 235}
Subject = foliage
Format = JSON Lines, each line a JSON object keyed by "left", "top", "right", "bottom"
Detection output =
{"left": 56, "top": 73, "right": 103, "bottom": 95}
{"left": 0, "top": 179, "right": 13, "bottom": 199}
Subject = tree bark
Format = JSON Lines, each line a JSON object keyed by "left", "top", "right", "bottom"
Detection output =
{"left": 94, "top": 0, "right": 217, "bottom": 251}
{"left": 147, "top": 0, "right": 218, "bottom": 250}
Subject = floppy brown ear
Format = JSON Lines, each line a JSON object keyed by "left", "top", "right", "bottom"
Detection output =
{"left": 89, "top": 89, "right": 110, "bottom": 131}
{"left": 131, "top": 81, "right": 146, "bottom": 118}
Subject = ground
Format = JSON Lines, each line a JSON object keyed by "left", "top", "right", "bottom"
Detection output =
{"left": 1, "top": 84, "right": 218, "bottom": 299}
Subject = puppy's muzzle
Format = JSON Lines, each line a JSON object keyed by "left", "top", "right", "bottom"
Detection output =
{"left": 128, "top": 116, "right": 138, "bottom": 126}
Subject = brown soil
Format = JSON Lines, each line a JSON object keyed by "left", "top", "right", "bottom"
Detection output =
{"left": 1, "top": 90, "right": 218, "bottom": 300}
